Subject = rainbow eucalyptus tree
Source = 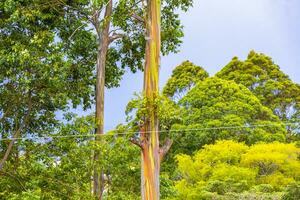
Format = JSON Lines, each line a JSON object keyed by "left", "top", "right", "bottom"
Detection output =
{"left": 140, "top": 1, "right": 161, "bottom": 198}
{"left": 135, "top": 1, "right": 192, "bottom": 199}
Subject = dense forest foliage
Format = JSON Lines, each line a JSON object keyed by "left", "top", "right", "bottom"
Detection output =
{"left": 1, "top": 49, "right": 300, "bottom": 199}
{"left": 1, "top": 0, "right": 300, "bottom": 200}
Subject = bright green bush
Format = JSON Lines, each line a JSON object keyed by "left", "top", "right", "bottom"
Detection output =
{"left": 174, "top": 140, "right": 300, "bottom": 199}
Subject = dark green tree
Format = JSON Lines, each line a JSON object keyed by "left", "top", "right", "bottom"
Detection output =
{"left": 0, "top": 116, "right": 140, "bottom": 199}
{"left": 0, "top": 0, "right": 92, "bottom": 171}
{"left": 216, "top": 51, "right": 300, "bottom": 133}
{"left": 163, "top": 60, "right": 209, "bottom": 101}
{"left": 171, "top": 77, "right": 287, "bottom": 155}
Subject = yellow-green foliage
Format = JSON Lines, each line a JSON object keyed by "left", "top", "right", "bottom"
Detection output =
{"left": 174, "top": 140, "right": 300, "bottom": 199}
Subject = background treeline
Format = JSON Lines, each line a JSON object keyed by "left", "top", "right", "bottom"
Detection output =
{"left": 1, "top": 50, "right": 300, "bottom": 199}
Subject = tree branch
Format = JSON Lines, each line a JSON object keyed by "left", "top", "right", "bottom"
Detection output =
{"left": 55, "top": 0, "right": 91, "bottom": 22}
{"left": 0, "top": 93, "right": 32, "bottom": 171}
{"left": 68, "top": 24, "right": 85, "bottom": 40}
{"left": 131, "top": 12, "right": 145, "bottom": 24}
{"left": 159, "top": 138, "right": 173, "bottom": 162}
{"left": 0, "top": 126, "right": 24, "bottom": 171}
{"left": 0, "top": 171, "right": 26, "bottom": 191}
{"left": 130, "top": 137, "right": 144, "bottom": 150}
{"left": 0, "top": 109, "right": 10, "bottom": 124}
{"left": 108, "top": 33, "right": 124, "bottom": 44}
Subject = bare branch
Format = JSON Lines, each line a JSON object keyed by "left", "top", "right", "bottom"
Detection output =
{"left": 68, "top": 24, "right": 85, "bottom": 40}
{"left": 159, "top": 138, "right": 173, "bottom": 162}
{"left": 109, "top": 33, "right": 124, "bottom": 44}
{"left": 131, "top": 12, "right": 145, "bottom": 24}
{"left": 0, "top": 93, "right": 32, "bottom": 171}
{"left": 109, "top": 28, "right": 122, "bottom": 35}
{"left": 130, "top": 137, "right": 144, "bottom": 150}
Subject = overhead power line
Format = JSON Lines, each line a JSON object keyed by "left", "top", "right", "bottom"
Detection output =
{"left": 0, "top": 122, "right": 298, "bottom": 142}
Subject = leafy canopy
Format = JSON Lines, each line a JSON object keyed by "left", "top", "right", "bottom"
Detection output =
{"left": 163, "top": 61, "right": 209, "bottom": 101}
{"left": 170, "top": 77, "right": 286, "bottom": 155}
{"left": 216, "top": 51, "right": 300, "bottom": 124}
{"left": 0, "top": 0, "right": 94, "bottom": 171}
{"left": 55, "top": 0, "right": 194, "bottom": 88}
{"left": 0, "top": 116, "right": 140, "bottom": 199}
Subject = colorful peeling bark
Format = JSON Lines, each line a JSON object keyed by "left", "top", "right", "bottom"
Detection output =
{"left": 141, "top": 0, "right": 161, "bottom": 199}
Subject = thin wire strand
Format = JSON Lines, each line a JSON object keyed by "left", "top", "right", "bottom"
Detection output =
{"left": 0, "top": 122, "right": 298, "bottom": 142}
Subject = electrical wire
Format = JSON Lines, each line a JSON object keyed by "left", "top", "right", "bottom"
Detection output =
{"left": 0, "top": 122, "right": 298, "bottom": 142}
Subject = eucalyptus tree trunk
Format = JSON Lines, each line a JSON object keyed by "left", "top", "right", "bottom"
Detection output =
{"left": 93, "top": 0, "right": 112, "bottom": 199}
{"left": 141, "top": 0, "right": 161, "bottom": 199}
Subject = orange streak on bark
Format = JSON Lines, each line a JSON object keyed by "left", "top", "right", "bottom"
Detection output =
{"left": 141, "top": 0, "right": 161, "bottom": 199}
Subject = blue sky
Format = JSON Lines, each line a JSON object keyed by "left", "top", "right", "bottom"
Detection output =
{"left": 100, "top": 0, "right": 300, "bottom": 131}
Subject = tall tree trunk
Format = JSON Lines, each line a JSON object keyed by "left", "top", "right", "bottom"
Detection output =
{"left": 141, "top": 0, "right": 161, "bottom": 199}
{"left": 0, "top": 127, "right": 22, "bottom": 170}
{"left": 93, "top": 0, "right": 112, "bottom": 199}
{"left": 0, "top": 93, "right": 32, "bottom": 171}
